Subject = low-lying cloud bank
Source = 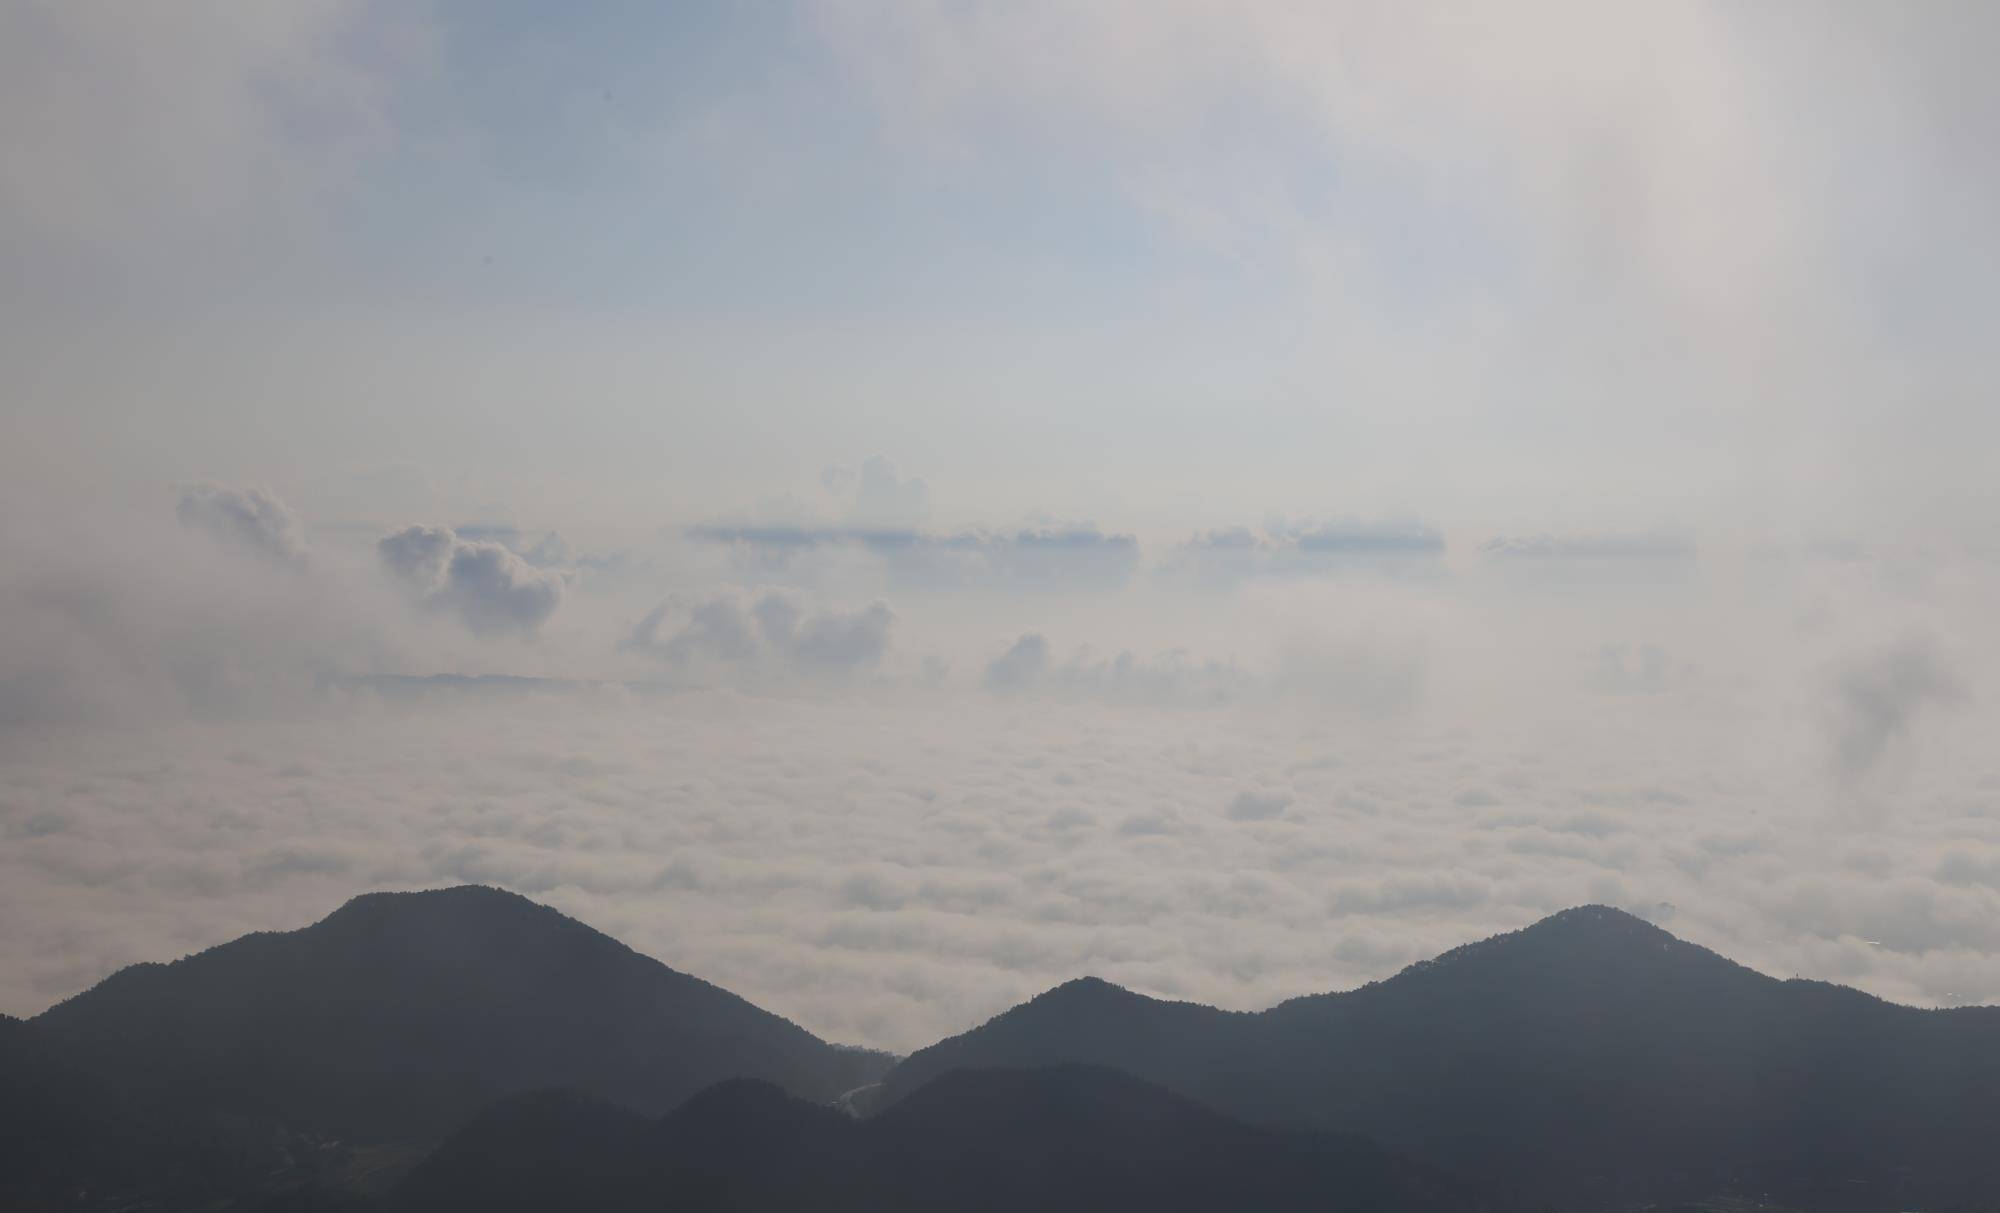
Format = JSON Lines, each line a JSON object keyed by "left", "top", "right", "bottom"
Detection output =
{"left": 3, "top": 686, "right": 1996, "bottom": 1054}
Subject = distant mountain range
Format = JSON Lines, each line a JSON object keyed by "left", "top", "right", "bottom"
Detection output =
{"left": 4, "top": 888, "right": 1998, "bottom": 1212}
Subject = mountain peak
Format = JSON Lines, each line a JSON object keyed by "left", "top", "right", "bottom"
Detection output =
{"left": 1374, "top": 902, "right": 1752, "bottom": 998}
{"left": 1033, "top": 975, "right": 1135, "bottom": 1003}
{"left": 321, "top": 884, "right": 546, "bottom": 924}
{"left": 1524, "top": 903, "right": 1668, "bottom": 936}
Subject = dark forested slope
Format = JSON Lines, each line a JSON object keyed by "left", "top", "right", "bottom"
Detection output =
{"left": 394, "top": 1065, "right": 1516, "bottom": 1213}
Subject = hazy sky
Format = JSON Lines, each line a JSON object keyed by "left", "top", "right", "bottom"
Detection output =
{"left": 4, "top": 2, "right": 1999, "bottom": 1050}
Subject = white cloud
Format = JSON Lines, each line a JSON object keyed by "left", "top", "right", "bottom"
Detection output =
{"left": 4, "top": 657, "right": 1998, "bottom": 1054}
{"left": 175, "top": 482, "right": 311, "bottom": 569}
{"left": 625, "top": 589, "right": 894, "bottom": 679}
{"left": 378, "top": 525, "right": 566, "bottom": 638}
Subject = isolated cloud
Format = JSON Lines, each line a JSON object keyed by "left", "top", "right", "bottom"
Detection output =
{"left": 377, "top": 525, "right": 564, "bottom": 638}
{"left": 626, "top": 590, "right": 894, "bottom": 677}
{"left": 175, "top": 483, "right": 310, "bottom": 569}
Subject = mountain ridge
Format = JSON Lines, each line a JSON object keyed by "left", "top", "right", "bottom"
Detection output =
{"left": 879, "top": 903, "right": 2000, "bottom": 1212}
{"left": 10, "top": 892, "right": 2000, "bottom": 1212}
{"left": 12, "top": 883, "right": 894, "bottom": 1208}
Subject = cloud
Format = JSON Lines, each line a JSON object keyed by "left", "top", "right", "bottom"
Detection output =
{"left": 983, "top": 634, "right": 1051, "bottom": 692}
{"left": 981, "top": 633, "right": 1242, "bottom": 705}
{"left": 1167, "top": 518, "right": 1446, "bottom": 587}
{"left": 1588, "top": 644, "right": 1696, "bottom": 696}
{"left": 1225, "top": 789, "right": 1292, "bottom": 821}
{"left": 687, "top": 521, "right": 1142, "bottom": 592}
{"left": 821, "top": 464, "right": 857, "bottom": 497}
{"left": 175, "top": 483, "right": 310, "bottom": 569}
{"left": 850, "top": 455, "right": 930, "bottom": 529}
{"left": 1824, "top": 634, "right": 1968, "bottom": 790}
{"left": 807, "top": 455, "right": 930, "bottom": 530}
{"left": 0, "top": 503, "right": 402, "bottom": 735}
{"left": 1279, "top": 518, "right": 1445, "bottom": 555}
{"left": 625, "top": 590, "right": 894, "bottom": 678}
{"left": 377, "top": 525, "right": 565, "bottom": 638}
{"left": 1481, "top": 533, "right": 1694, "bottom": 561}
{"left": 8, "top": 651, "right": 2000, "bottom": 1055}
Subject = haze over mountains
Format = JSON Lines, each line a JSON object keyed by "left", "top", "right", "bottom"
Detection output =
{"left": 4, "top": 887, "right": 1998, "bottom": 1212}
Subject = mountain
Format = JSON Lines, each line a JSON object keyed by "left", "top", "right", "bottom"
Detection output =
{"left": 879, "top": 906, "right": 2000, "bottom": 1212}
{"left": 7, "top": 886, "right": 891, "bottom": 1209}
{"left": 30, "top": 886, "right": 889, "bottom": 1137}
{"left": 391, "top": 1065, "right": 1517, "bottom": 1213}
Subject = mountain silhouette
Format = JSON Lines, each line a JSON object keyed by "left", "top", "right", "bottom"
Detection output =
{"left": 31, "top": 886, "right": 888, "bottom": 1138}
{"left": 6, "top": 886, "right": 890, "bottom": 1209}
{"left": 11, "top": 895, "right": 2000, "bottom": 1212}
{"left": 391, "top": 1065, "right": 1515, "bottom": 1213}
{"left": 880, "top": 905, "right": 2000, "bottom": 1211}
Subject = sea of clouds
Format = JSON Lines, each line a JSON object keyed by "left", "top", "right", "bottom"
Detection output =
{"left": 3, "top": 473, "right": 1996, "bottom": 1053}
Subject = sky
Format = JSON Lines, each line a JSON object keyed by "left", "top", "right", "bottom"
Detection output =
{"left": 3, "top": 1, "right": 1999, "bottom": 1052}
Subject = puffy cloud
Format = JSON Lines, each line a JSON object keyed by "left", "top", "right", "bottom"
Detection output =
{"left": 377, "top": 525, "right": 565, "bottom": 638}
{"left": 625, "top": 590, "right": 894, "bottom": 678}
{"left": 175, "top": 482, "right": 310, "bottom": 569}
{"left": 449, "top": 524, "right": 579, "bottom": 570}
